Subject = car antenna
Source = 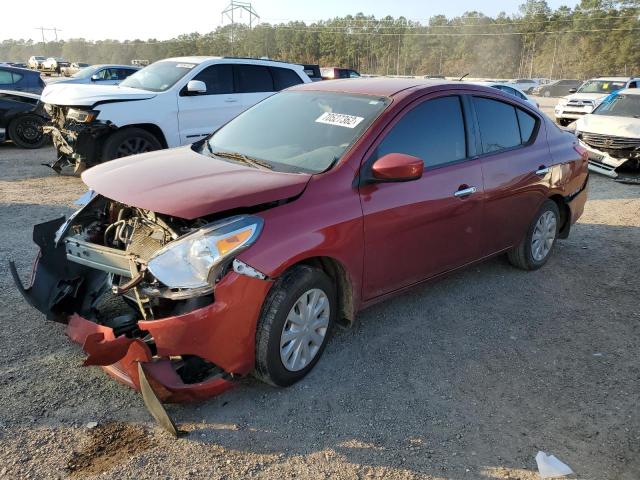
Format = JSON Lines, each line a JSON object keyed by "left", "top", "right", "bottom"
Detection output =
{"left": 458, "top": 73, "right": 470, "bottom": 81}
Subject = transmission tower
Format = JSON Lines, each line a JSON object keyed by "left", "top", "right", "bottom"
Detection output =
{"left": 34, "top": 27, "right": 63, "bottom": 43}
{"left": 221, "top": 1, "right": 260, "bottom": 54}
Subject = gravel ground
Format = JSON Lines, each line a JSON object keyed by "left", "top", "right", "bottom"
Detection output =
{"left": 0, "top": 99, "right": 639, "bottom": 479}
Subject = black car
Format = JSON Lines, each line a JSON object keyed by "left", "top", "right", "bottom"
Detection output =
{"left": 532, "top": 79, "right": 583, "bottom": 98}
{"left": 0, "top": 90, "right": 48, "bottom": 148}
{"left": 0, "top": 65, "right": 45, "bottom": 94}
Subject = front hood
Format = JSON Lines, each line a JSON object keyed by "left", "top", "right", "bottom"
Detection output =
{"left": 82, "top": 146, "right": 312, "bottom": 219}
{"left": 576, "top": 114, "right": 640, "bottom": 138}
{"left": 563, "top": 93, "right": 607, "bottom": 103}
{"left": 41, "top": 84, "right": 156, "bottom": 107}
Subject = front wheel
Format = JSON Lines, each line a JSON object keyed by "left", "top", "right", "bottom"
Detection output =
{"left": 507, "top": 200, "right": 560, "bottom": 271}
{"left": 544, "top": 90, "right": 551, "bottom": 98}
{"left": 102, "top": 127, "right": 162, "bottom": 161}
{"left": 8, "top": 114, "right": 47, "bottom": 149}
{"left": 255, "top": 265, "right": 336, "bottom": 387}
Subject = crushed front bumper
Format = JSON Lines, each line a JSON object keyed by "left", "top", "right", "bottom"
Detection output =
{"left": 11, "top": 218, "right": 273, "bottom": 403}
{"left": 580, "top": 142, "right": 637, "bottom": 179}
{"left": 44, "top": 121, "right": 113, "bottom": 173}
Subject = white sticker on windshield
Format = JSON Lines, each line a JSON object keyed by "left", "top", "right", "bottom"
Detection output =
{"left": 315, "top": 112, "right": 364, "bottom": 129}
{"left": 176, "top": 63, "right": 196, "bottom": 69}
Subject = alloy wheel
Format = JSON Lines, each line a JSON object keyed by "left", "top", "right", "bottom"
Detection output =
{"left": 531, "top": 210, "right": 557, "bottom": 261}
{"left": 115, "top": 137, "right": 153, "bottom": 157}
{"left": 280, "top": 288, "right": 330, "bottom": 372}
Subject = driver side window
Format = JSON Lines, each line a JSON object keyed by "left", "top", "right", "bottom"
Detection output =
{"left": 373, "top": 96, "right": 467, "bottom": 169}
{"left": 193, "top": 64, "right": 234, "bottom": 95}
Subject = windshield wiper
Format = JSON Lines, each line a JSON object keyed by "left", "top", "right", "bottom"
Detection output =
{"left": 209, "top": 150, "right": 273, "bottom": 170}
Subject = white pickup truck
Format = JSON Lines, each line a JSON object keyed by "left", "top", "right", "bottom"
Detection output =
{"left": 41, "top": 56, "right": 311, "bottom": 173}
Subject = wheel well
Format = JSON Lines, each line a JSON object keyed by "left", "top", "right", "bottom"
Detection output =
{"left": 549, "top": 194, "right": 571, "bottom": 239}
{"left": 296, "top": 256, "right": 355, "bottom": 328}
{"left": 120, "top": 123, "right": 168, "bottom": 148}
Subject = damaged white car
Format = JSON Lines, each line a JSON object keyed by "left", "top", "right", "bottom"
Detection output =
{"left": 576, "top": 89, "right": 640, "bottom": 180}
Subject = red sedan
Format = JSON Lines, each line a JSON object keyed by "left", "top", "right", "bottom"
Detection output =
{"left": 12, "top": 78, "right": 588, "bottom": 408}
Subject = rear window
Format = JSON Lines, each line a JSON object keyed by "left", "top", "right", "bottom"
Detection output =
{"left": 234, "top": 65, "right": 274, "bottom": 93}
{"left": 270, "top": 67, "right": 303, "bottom": 90}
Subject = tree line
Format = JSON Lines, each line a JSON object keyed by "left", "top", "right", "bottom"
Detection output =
{"left": 1, "top": 0, "right": 638, "bottom": 80}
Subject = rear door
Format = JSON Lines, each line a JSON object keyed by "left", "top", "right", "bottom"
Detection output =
{"left": 232, "top": 64, "right": 275, "bottom": 112}
{"left": 360, "top": 93, "right": 485, "bottom": 299}
{"left": 470, "top": 95, "right": 550, "bottom": 255}
{"left": 176, "top": 63, "right": 236, "bottom": 144}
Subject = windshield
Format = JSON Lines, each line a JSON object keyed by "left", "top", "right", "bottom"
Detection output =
{"left": 594, "top": 93, "right": 640, "bottom": 118}
{"left": 72, "top": 66, "right": 99, "bottom": 79}
{"left": 578, "top": 80, "right": 627, "bottom": 94}
{"left": 201, "top": 91, "right": 390, "bottom": 174}
{"left": 119, "top": 61, "right": 196, "bottom": 92}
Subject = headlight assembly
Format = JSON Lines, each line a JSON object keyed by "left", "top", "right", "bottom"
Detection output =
{"left": 67, "top": 108, "right": 99, "bottom": 123}
{"left": 147, "top": 215, "right": 264, "bottom": 290}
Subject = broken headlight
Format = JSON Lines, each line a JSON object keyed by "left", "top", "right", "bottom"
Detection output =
{"left": 147, "top": 215, "right": 263, "bottom": 290}
{"left": 67, "top": 108, "right": 99, "bottom": 123}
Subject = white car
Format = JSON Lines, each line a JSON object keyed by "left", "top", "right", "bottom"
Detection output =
{"left": 554, "top": 77, "right": 640, "bottom": 126}
{"left": 472, "top": 82, "right": 538, "bottom": 108}
{"left": 28, "top": 56, "right": 46, "bottom": 70}
{"left": 41, "top": 57, "right": 311, "bottom": 173}
{"left": 575, "top": 89, "right": 640, "bottom": 179}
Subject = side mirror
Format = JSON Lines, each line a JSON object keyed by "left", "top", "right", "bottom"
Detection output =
{"left": 371, "top": 153, "right": 423, "bottom": 182}
{"left": 568, "top": 88, "right": 577, "bottom": 93}
{"left": 186, "top": 80, "right": 207, "bottom": 94}
{"left": 90, "top": 74, "right": 99, "bottom": 81}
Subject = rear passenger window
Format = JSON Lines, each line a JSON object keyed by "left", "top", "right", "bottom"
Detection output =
{"left": 194, "top": 64, "right": 233, "bottom": 94}
{"left": 234, "top": 65, "right": 274, "bottom": 93}
{"left": 375, "top": 96, "right": 467, "bottom": 168}
{"left": 270, "top": 67, "right": 303, "bottom": 90}
{"left": 516, "top": 109, "right": 536, "bottom": 143}
{"left": 473, "top": 97, "right": 522, "bottom": 153}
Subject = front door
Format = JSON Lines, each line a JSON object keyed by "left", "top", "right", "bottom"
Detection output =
{"left": 360, "top": 94, "right": 484, "bottom": 299}
{"left": 177, "top": 63, "right": 241, "bottom": 145}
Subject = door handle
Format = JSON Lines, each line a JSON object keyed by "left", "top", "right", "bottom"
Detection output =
{"left": 453, "top": 186, "right": 477, "bottom": 198}
{"left": 535, "top": 166, "right": 550, "bottom": 176}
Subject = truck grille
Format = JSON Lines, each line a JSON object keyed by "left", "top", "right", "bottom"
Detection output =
{"left": 580, "top": 132, "right": 640, "bottom": 150}
{"left": 567, "top": 99, "right": 594, "bottom": 107}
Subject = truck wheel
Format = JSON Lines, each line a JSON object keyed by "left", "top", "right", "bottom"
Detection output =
{"left": 8, "top": 114, "right": 47, "bottom": 149}
{"left": 102, "top": 128, "right": 162, "bottom": 161}
{"left": 255, "top": 265, "right": 336, "bottom": 387}
{"left": 507, "top": 200, "right": 560, "bottom": 271}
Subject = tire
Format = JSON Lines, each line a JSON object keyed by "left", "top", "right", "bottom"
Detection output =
{"left": 255, "top": 265, "right": 336, "bottom": 387}
{"left": 508, "top": 200, "right": 560, "bottom": 271}
{"left": 557, "top": 118, "right": 572, "bottom": 127}
{"left": 544, "top": 90, "right": 551, "bottom": 97}
{"left": 102, "top": 127, "right": 162, "bottom": 161}
{"left": 8, "top": 114, "right": 47, "bottom": 149}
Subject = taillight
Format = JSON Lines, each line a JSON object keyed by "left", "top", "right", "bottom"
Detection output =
{"left": 573, "top": 144, "right": 588, "bottom": 160}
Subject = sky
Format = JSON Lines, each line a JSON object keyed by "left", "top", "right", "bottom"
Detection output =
{"left": 3, "top": 0, "right": 581, "bottom": 42}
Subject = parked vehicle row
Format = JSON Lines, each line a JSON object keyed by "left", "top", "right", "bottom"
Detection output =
{"left": 11, "top": 79, "right": 589, "bottom": 422}
{"left": 554, "top": 76, "right": 639, "bottom": 126}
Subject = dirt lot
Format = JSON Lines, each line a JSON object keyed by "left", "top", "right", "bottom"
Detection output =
{"left": 0, "top": 101, "right": 639, "bottom": 479}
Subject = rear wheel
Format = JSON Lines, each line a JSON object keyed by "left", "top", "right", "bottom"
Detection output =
{"left": 102, "top": 127, "right": 162, "bottom": 161}
{"left": 507, "top": 200, "right": 560, "bottom": 271}
{"left": 8, "top": 114, "right": 46, "bottom": 149}
{"left": 255, "top": 265, "right": 336, "bottom": 387}
{"left": 544, "top": 90, "right": 551, "bottom": 97}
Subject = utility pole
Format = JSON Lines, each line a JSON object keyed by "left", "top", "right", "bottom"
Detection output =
{"left": 221, "top": 1, "right": 259, "bottom": 55}
{"left": 34, "top": 27, "right": 63, "bottom": 43}
{"left": 528, "top": 35, "right": 536, "bottom": 78}
{"left": 549, "top": 35, "right": 558, "bottom": 80}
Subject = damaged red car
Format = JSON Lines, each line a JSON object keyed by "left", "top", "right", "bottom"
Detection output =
{"left": 11, "top": 79, "right": 589, "bottom": 407}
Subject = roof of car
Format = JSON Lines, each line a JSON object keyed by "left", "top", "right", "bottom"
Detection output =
{"left": 291, "top": 77, "right": 454, "bottom": 96}
{"left": 619, "top": 88, "right": 640, "bottom": 95}
{"left": 593, "top": 77, "right": 637, "bottom": 81}
{"left": 159, "top": 56, "right": 302, "bottom": 68}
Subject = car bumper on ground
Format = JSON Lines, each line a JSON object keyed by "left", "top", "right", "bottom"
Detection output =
{"left": 11, "top": 219, "right": 274, "bottom": 403}
{"left": 43, "top": 121, "right": 112, "bottom": 172}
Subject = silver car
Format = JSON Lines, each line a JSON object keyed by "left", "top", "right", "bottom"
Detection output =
{"left": 49, "top": 64, "right": 140, "bottom": 86}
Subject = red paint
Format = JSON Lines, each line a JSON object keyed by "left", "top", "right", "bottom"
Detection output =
{"left": 371, "top": 153, "right": 424, "bottom": 181}
{"left": 81, "top": 146, "right": 311, "bottom": 220}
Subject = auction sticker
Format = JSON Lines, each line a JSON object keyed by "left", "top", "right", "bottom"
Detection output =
{"left": 316, "top": 112, "right": 364, "bottom": 128}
